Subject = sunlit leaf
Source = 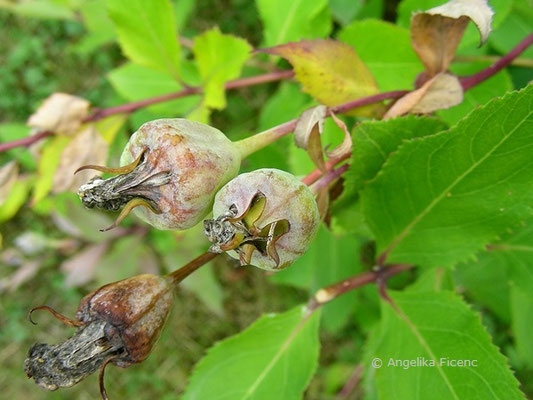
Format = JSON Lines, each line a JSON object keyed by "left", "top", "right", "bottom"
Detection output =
{"left": 369, "top": 290, "right": 524, "bottom": 399}
{"left": 262, "top": 39, "right": 379, "bottom": 115}
{"left": 256, "top": 0, "right": 331, "bottom": 46}
{"left": 363, "top": 86, "right": 533, "bottom": 267}
{"left": 183, "top": 305, "right": 321, "bottom": 400}
{"left": 338, "top": 19, "right": 423, "bottom": 91}
{"left": 193, "top": 27, "right": 252, "bottom": 109}
{"left": 107, "top": 0, "right": 181, "bottom": 79}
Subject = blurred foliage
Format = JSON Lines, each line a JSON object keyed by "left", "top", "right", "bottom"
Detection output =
{"left": 0, "top": 0, "right": 532, "bottom": 398}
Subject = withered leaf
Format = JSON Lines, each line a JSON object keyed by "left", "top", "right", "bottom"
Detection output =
{"left": 384, "top": 73, "right": 463, "bottom": 119}
{"left": 27, "top": 93, "right": 91, "bottom": 136}
{"left": 327, "top": 112, "right": 353, "bottom": 159}
{"left": 60, "top": 243, "right": 109, "bottom": 288}
{"left": 294, "top": 106, "right": 327, "bottom": 171}
{"left": 261, "top": 39, "right": 379, "bottom": 116}
{"left": 411, "top": 0, "right": 494, "bottom": 76}
{"left": 52, "top": 125, "right": 108, "bottom": 193}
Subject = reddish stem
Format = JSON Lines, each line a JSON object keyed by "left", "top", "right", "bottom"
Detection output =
{"left": 0, "top": 130, "right": 52, "bottom": 153}
{"left": 309, "top": 163, "right": 349, "bottom": 193}
{"left": 308, "top": 263, "right": 412, "bottom": 311}
{"left": 460, "top": 33, "right": 533, "bottom": 90}
{"left": 88, "top": 70, "right": 294, "bottom": 121}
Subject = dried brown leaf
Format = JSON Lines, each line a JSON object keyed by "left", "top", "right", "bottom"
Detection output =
{"left": 384, "top": 73, "right": 463, "bottom": 119}
{"left": 27, "top": 93, "right": 90, "bottom": 136}
{"left": 60, "top": 243, "right": 109, "bottom": 288}
{"left": 411, "top": 0, "right": 494, "bottom": 76}
{"left": 52, "top": 125, "right": 108, "bottom": 193}
{"left": 327, "top": 112, "right": 353, "bottom": 159}
{"left": 294, "top": 106, "right": 327, "bottom": 171}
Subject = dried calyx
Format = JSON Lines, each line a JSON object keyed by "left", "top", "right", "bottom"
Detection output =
{"left": 204, "top": 192, "right": 290, "bottom": 267}
{"left": 24, "top": 274, "right": 173, "bottom": 399}
{"left": 77, "top": 148, "right": 171, "bottom": 231}
{"left": 204, "top": 169, "right": 320, "bottom": 271}
{"left": 77, "top": 119, "right": 242, "bottom": 231}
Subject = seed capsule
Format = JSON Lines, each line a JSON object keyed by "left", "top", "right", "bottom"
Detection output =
{"left": 77, "top": 119, "right": 241, "bottom": 231}
{"left": 24, "top": 274, "right": 173, "bottom": 397}
{"left": 204, "top": 169, "right": 320, "bottom": 270}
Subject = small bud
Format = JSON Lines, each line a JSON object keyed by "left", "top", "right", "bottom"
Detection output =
{"left": 204, "top": 169, "right": 320, "bottom": 270}
{"left": 24, "top": 274, "right": 173, "bottom": 398}
{"left": 77, "top": 119, "right": 241, "bottom": 231}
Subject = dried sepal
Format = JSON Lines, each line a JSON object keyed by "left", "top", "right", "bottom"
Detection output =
{"left": 204, "top": 191, "right": 290, "bottom": 267}
{"left": 24, "top": 274, "right": 173, "bottom": 398}
{"left": 205, "top": 169, "right": 320, "bottom": 271}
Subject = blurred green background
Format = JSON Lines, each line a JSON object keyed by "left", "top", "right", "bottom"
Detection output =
{"left": 1, "top": 0, "right": 532, "bottom": 399}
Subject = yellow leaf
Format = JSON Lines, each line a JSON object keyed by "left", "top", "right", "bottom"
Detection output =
{"left": 261, "top": 39, "right": 380, "bottom": 116}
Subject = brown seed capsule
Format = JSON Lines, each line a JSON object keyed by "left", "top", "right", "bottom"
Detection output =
{"left": 24, "top": 274, "right": 173, "bottom": 397}
{"left": 204, "top": 169, "right": 320, "bottom": 270}
{"left": 77, "top": 119, "right": 241, "bottom": 231}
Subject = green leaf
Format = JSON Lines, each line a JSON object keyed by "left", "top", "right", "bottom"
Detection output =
{"left": 32, "top": 135, "right": 71, "bottom": 205}
{"left": 193, "top": 27, "right": 252, "bottom": 109}
{"left": 455, "top": 217, "right": 533, "bottom": 365}
{"left": 438, "top": 62, "right": 512, "bottom": 125}
{"left": 510, "top": 285, "right": 533, "bottom": 369}
{"left": 183, "top": 305, "right": 321, "bottom": 400}
{"left": 107, "top": 0, "right": 181, "bottom": 79}
{"left": 7, "top": 0, "right": 75, "bottom": 20}
{"left": 331, "top": 116, "right": 446, "bottom": 236}
{"left": 490, "top": 1, "right": 533, "bottom": 59}
{"left": 271, "top": 225, "right": 364, "bottom": 332}
{"left": 338, "top": 19, "right": 423, "bottom": 91}
{"left": 346, "top": 116, "right": 447, "bottom": 195}
{"left": 107, "top": 62, "right": 199, "bottom": 115}
{"left": 328, "top": 0, "right": 383, "bottom": 26}
{"left": 256, "top": 0, "right": 331, "bottom": 46}
{"left": 262, "top": 39, "right": 379, "bottom": 115}
{"left": 0, "top": 178, "right": 32, "bottom": 224}
{"left": 370, "top": 290, "right": 525, "bottom": 399}
{"left": 173, "top": 0, "right": 196, "bottom": 31}
{"left": 362, "top": 86, "right": 533, "bottom": 267}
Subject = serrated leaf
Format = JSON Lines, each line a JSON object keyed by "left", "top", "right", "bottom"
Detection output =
{"left": 256, "top": 0, "right": 331, "bottom": 46}
{"left": 262, "top": 39, "right": 379, "bottom": 115}
{"left": 107, "top": 0, "right": 181, "bottom": 79}
{"left": 271, "top": 225, "right": 364, "bottom": 332}
{"left": 338, "top": 19, "right": 423, "bottom": 91}
{"left": 345, "top": 116, "right": 447, "bottom": 195}
{"left": 107, "top": 62, "right": 200, "bottom": 115}
{"left": 183, "top": 305, "right": 321, "bottom": 400}
{"left": 455, "top": 217, "right": 533, "bottom": 364}
{"left": 370, "top": 290, "right": 525, "bottom": 399}
{"left": 362, "top": 86, "right": 533, "bottom": 267}
{"left": 193, "top": 27, "right": 252, "bottom": 110}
